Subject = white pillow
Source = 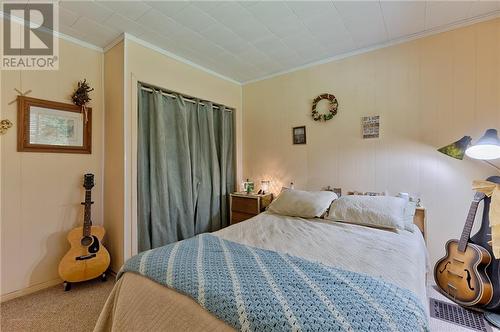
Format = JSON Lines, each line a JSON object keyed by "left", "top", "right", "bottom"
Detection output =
{"left": 326, "top": 195, "right": 407, "bottom": 230}
{"left": 396, "top": 193, "right": 417, "bottom": 232}
{"left": 402, "top": 200, "right": 417, "bottom": 232}
{"left": 267, "top": 189, "right": 338, "bottom": 218}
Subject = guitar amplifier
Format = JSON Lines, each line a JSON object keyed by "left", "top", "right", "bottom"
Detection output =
{"left": 471, "top": 176, "right": 500, "bottom": 313}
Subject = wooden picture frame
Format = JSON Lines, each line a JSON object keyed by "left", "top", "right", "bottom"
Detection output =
{"left": 17, "top": 96, "right": 92, "bottom": 154}
{"left": 292, "top": 126, "right": 306, "bottom": 145}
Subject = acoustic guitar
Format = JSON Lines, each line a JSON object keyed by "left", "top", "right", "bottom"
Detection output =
{"left": 58, "top": 174, "right": 110, "bottom": 291}
{"left": 434, "top": 192, "right": 493, "bottom": 307}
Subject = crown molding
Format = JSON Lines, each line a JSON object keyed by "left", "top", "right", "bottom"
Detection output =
{"left": 0, "top": 11, "right": 103, "bottom": 52}
{"left": 121, "top": 33, "right": 242, "bottom": 86}
{"left": 242, "top": 11, "right": 500, "bottom": 85}
{"left": 104, "top": 33, "right": 125, "bottom": 53}
{"left": 54, "top": 30, "right": 103, "bottom": 52}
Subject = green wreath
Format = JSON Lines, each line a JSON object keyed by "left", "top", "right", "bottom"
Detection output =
{"left": 312, "top": 94, "right": 338, "bottom": 121}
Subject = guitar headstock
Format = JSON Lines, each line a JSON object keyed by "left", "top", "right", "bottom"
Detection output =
{"left": 83, "top": 174, "right": 95, "bottom": 190}
{"left": 473, "top": 191, "right": 486, "bottom": 202}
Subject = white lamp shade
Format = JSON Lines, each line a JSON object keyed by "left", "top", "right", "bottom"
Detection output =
{"left": 261, "top": 180, "right": 270, "bottom": 192}
{"left": 465, "top": 129, "right": 500, "bottom": 160}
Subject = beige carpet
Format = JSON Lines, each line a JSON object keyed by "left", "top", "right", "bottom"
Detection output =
{"left": 2, "top": 276, "right": 499, "bottom": 332}
{"left": 1, "top": 278, "right": 114, "bottom": 332}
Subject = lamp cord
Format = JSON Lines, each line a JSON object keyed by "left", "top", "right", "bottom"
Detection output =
{"left": 483, "top": 160, "right": 500, "bottom": 173}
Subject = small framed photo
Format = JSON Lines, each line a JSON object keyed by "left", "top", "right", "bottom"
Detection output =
{"left": 17, "top": 96, "right": 91, "bottom": 153}
{"left": 292, "top": 126, "right": 306, "bottom": 145}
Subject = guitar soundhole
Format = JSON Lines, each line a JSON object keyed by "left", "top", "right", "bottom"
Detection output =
{"left": 81, "top": 236, "right": 92, "bottom": 246}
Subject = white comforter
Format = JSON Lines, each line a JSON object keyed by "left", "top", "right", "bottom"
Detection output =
{"left": 215, "top": 211, "right": 429, "bottom": 311}
{"left": 95, "top": 212, "right": 429, "bottom": 331}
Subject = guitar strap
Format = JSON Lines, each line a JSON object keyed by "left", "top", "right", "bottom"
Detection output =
{"left": 473, "top": 180, "right": 500, "bottom": 259}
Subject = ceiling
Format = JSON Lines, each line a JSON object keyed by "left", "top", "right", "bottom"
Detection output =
{"left": 34, "top": 1, "right": 500, "bottom": 83}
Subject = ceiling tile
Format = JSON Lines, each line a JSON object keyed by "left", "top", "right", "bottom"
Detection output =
{"left": 59, "top": 1, "right": 113, "bottom": 23}
{"left": 380, "top": 1, "right": 426, "bottom": 39}
{"left": 252, "top": 36, "right": 285, "bottom": 53}
{"left": 333, "top": 0, "right": 388, "bottom": 47}
{"left": 234, "top": 46, "right": 270, "bottom": 65}
{"left": 71, "top": 17, "right": 120, "bottom": 47}
{"left": 184, "top": 37, "right": 227, "bottom": 59}
{"left": 97, "top": 1, "right": 151, "bottom": 21}
{"left": 227, "top": 19, "right": 271, "bottom": 44}
{"left": 172, "top": 4, "right": 218, "bottom": 32}
{"left": 138, "top": 31, "right": 176, "bottom": 51}
{"left": 191, "top": 1, "right": 225, "bottom": 14}
{"left": 281, "top": 31, "right": 325, "bottom": 53}
{"left": 53, "top": 0, "right": 500, "bottom": 83}
{"left": 202, "top": 2, "right": 254, "bottom": 26}
{"left": 245, "top": 1, "right": 295, "bottom": 23}
{"left": 265, "top": 48, "right": 300, "bottom": 62}
{"left": 104, "top": 14, "right": 150, "bottom": 38}
{"left": 286, "top": 1, "right": 337, "bottom": 19}
{"left": 299, "top": 6, "right": 355, "bottom": 53}
{"left": 144, "top": 1, "right": 190, "bottom": 17}
{"left": 425, "top": 1, "right": 474, "bottom": 30}
{"left": 236, "top": 1, "right": 261, "bottom": 9}
{"left": 262, "top": 15, "right": 305, "bottom": 38}
{"left": 295, "top": 46, "right": 331, "bottom": 63}
{"left": 199, "top": 24, "right": 250, "bottom": 53}
{"left": 135, "top": 10, "right": 184, "bottom": 39}
{"left": 56, "top": 5, "right": 79, "bottom": 27}
{"left": 59, "top": 23, "right": 94, "bottom": 44}
{"left": 250, "top": 38, "right": 299, "bottom": 64}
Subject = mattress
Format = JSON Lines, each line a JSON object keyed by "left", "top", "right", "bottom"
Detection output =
{"left": 94, "top": 212, "right": 428, "bottom": 331}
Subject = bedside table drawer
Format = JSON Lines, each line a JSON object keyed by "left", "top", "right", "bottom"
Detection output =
{"left": 231, "top": 211, "right": 256, "bottom": 224}
{"left": 231, "top": 196, "right": 259, "bottom": 214}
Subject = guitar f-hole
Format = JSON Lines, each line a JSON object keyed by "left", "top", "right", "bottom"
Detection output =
{"left": 464, "top": 269, "right": 475, "bottom": 291}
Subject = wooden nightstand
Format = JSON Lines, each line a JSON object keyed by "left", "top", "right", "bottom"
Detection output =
{"left": 413, "top": 207, "right": 426, "bottom": 240}
{"left": 230, "top": 193, "right": 273, "bottom": 225}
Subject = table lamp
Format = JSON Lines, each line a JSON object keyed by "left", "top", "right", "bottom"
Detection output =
{"left": 260, "top": 180, "right": 270, "bottom": 194}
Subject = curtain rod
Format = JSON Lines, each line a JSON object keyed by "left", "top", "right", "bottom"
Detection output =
{"left": 139, "top": 84, "right": 234, "bottom": 112}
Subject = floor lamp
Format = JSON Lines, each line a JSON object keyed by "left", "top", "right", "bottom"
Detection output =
{"left": 438, "top": 128, "right": 500, "bottom": 327}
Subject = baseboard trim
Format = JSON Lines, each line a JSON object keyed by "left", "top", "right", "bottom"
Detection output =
{"left": 1, "top": 278, "right": 62, "bottom": 303}
{"left": 1, "top": 269, "right": 118, "bottom": 302}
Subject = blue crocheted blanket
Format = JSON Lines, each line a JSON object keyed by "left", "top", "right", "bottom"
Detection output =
{"left": 119, "top": 234, "right": 429, "bottom": 332}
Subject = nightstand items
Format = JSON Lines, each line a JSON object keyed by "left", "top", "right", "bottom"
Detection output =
{"left": 230, "top": 193, "right": 273, "bottom": 225}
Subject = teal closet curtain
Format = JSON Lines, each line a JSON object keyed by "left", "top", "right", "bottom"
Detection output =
{"left": 138, "top": 84, "right": 235, "bottom": 252}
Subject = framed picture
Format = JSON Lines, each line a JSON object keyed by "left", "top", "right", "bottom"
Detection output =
{"left": 17, "top": 96, "right": 91, "bottom": 153}
{"left": 362, "top": 115, "right": 380, "bottom": 139}
{"left": 292, "top": 126, "right": 306, "bottom": 144}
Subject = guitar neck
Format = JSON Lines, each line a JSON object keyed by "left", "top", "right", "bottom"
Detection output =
{"left": 458, "top": 200, "right": 480, "bottom": 252}
{"left": 83, "top": 189, "right": 92, "bottom": 237}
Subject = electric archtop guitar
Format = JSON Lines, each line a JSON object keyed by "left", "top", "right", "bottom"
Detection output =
{"left": 471, "top": 175, "right": 500, "bottom": 312}
{"left": 58, "top": 174, "right": 110, "bottom": 291}
{"left": 434, "top": 192, "right": 493, "bottom": 307}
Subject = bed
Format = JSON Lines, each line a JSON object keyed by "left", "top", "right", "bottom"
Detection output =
{"left": 94, "top": 210, "right": 429, "bottom": 332}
